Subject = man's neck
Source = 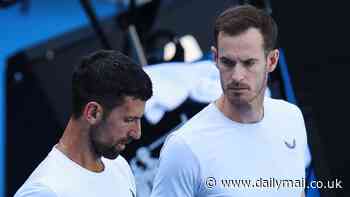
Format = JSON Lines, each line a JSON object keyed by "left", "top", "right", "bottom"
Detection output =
{"left": 56, "top": 117, "right": 104, "bottom": 172}
{"left": 216, "top": 95, "right": 264, "bottom": 124}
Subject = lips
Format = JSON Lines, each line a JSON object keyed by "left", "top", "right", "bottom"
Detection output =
{"left": 228, "top": 88, "right": 249, "bottom": 91}
{"left": 230, "top": 88, "right": 248, "bottom": 90}
{"left": 227, "top": 84, "right": 249, "bottom": 90}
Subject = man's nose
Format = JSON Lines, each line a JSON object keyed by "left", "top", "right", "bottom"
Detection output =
{"left": 129, "top": 121, "right": 141, "bottom": 140}
{"left": 231, "top": 64, "right": 245, "bottom": 82}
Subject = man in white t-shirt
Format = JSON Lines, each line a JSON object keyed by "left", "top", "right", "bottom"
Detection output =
{"left": 14, "top": 50, "right": 153, "bottom": 197}
{"left": 151, "top": 5, "right": 310, "bottom": 197}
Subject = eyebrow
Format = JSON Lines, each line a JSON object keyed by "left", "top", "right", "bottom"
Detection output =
{"left": 220, "top": 56, "right": 236, "bottom": 63}
{"left": 125, "top": 116, "right": 142, "bottom": 120}
{"left": 220, "top": 56, "right": 258, "bottom": 62}
{"left": 242, "top": 58, "right": 259, "bottom": 62}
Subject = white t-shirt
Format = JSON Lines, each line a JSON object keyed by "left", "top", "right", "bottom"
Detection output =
{"left": 151, "top": 97, "right": 311, "bottom": 197}
{"left": 14, "top": 147, "right": 136, "bottom": 197}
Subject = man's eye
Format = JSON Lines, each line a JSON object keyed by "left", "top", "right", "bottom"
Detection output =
{"left": 243, "top": 60, "right": 255, "bottom": 67}
{"left": 221, "top": 58, "right": 236, "bottom": 67}
{"left": 124, "top": 118, "right": 134, "bottom": 123}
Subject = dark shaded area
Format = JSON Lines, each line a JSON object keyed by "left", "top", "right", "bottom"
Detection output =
{"left": 272, "top": 1, "right": 350, "bottom": 196}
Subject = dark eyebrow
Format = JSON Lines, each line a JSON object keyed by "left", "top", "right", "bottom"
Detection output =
{"left": 125, "top": 116, "right": 142, "bottom": 120}
{"left": 219, "top": 56, "right": 237, "bottom": 64}
{"left": 242, "top": 58, "right": 259, "bottom": 62}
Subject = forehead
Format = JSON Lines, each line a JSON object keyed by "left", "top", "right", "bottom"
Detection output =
{"left": 217, "top": 28, "right": 264, "bottom": 59}
{"left": 109, "top": 96, "right": 146, "bottom": 117}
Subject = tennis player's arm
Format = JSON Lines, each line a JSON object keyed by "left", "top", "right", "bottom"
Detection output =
{"left": 14, "top": 183, "right": 58, "bottom": 197}
{"left": 151, "top": 135, "right": 201, "bottom": 197}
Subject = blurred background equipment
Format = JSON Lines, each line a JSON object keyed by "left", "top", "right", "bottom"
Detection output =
{"left": 240, "top": 0, "right": 272, "bottom": 14}
{"left": 0, "top": 0, "right": 24, "bottom": 8}
{"left": 0, "top": 0, "right": 18, "bottom": 8}
{"left": 0, "top": 0, "right": 29, "bottom": 12}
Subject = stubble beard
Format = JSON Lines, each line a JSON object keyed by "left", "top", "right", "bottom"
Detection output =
{"left": 89, "top": 124, "right": 120, "bottom": 160}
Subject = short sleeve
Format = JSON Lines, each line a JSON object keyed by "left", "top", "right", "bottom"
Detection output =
{"left": 151, "top": 134, "right": 201, "bottom": 197}
{"left": 296, "top": 106, "right": 312, "bottom": 168}
{"left": 14, "top": 183, "right": 58, "bottom": 197}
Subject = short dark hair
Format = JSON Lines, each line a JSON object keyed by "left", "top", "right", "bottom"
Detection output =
{"left": 214, "top": 5, "right": 278, "bottom": 52}
{"left": 72, "top": 50, "right": 153, "bottom": 119}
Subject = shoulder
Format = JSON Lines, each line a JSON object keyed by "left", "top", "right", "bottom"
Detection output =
{"left": 104, "top": 155, "right": 136, "bottom": 191}
{"left": 14, "top": 148, "right": 69, "bottom": 196}
{"left": 14, "top": 182, "right": 58, "bottom": 197}
{"left": 163, "top": 103, "right": 226, "bottom": 162}
{"left": 161, "top": 133, "right": 196, "bottom": 160}
{"left": 171, "top": 103, "right": 219, "bottom": 141}
{"left": 265, "top": 97, "right": 303, "bottom": 118}
{"left": 22, "top": 148, "right": 63, "bottom": 185}
{"left": 113, "top": 155, "right": 132, "bottom": 171}
{"left": 152, "top": 133, "right": 202, "bottom": 197}
{"left": 105, "top": 155, "right": 134, "bottom": 179}
{"left": 159, "top": 131, "right": 202, "bottom": 178}
{"left": 158, "top": 129, "right": 202, "bottom": 173}
{"left": 266, "top": 97, "right": 299, "bottom": 110}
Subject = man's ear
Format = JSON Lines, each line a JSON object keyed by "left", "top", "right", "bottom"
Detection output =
{"left": 267, "top": 49, "right": 279, "bottom": 73}
{"left": 83, "top": 102, "right": 103, "bottom": 125}
{"left": 211, "top": 46, "right": 219, "bottom": 68}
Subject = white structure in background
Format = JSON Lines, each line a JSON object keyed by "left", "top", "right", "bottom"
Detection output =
{"left": 164, "top": 35, "right": 203, "bottom": 62}
{"left": 143, "top": 60, "right": 270, "bottom": 124}
{"left": 143, "top": 60, "right": 221, "bottom": 124}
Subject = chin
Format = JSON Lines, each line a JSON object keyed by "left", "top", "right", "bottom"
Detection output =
{"left": 103, "top": 152, "right": 120, "bottom": 160}
{"left": 227, "top": 94, "right": 249, "bottom": 105}
{"left": 228, "top": 92, "right": 261, "bottom": 105}
{"left": 229, "top": 99, "right": 249, "bottom": 106}
{"left": 102, "top": 147, "right": 121, "bottom": 160}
